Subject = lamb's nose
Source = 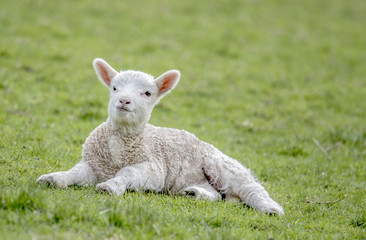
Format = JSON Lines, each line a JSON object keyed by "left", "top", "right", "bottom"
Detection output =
{"left": 119, "top": 98, "right": 131, "bottom": 105}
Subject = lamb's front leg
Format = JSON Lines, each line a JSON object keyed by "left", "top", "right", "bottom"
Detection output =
{"left": 37, "top": 161, "right": 97, "bottom": 188}
{"left": 96, "top": 162, "right": 164, "bottom": 195}
{"left": 183, "top": 182, "right": 221, "bottom": 200}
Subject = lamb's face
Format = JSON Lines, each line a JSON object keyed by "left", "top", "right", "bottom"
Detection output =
{"left": 108, "top": 71, "right": 159, "bottom": 126}
{"left": 93, "top": 58, "right": 180, "bottom": 131}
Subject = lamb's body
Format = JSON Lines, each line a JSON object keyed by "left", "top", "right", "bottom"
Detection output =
{"left": 84, "top": 120, "right": 209, "bottom": 190}
{"left": 37, "top": 58, "right": 284, "bottom": 215}
{"left": 83, "top": 120, "right": 254, "bottom": 194}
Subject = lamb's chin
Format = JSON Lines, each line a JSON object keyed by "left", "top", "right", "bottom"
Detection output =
{"left": 112, "top": 110, "right": 137, "bottom": 122}
{"left": 114, "top": 113, "right": 132, "bottom": 121}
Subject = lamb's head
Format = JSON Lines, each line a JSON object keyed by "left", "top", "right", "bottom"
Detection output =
{"left": 93, "top": 58, "right": 180, "bottom": 132}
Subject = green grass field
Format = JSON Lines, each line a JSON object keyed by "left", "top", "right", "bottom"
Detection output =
{"left": 1, "top": 0, "right": 365, "bottom": 239}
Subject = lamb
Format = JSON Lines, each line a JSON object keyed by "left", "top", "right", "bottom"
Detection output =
{"left": 37, "top": 58, "right": 284, "bottom": 215}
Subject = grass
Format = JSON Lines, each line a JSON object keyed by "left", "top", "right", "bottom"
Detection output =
{"left": 0, "top": 0, "right": 365, "bottom": 239}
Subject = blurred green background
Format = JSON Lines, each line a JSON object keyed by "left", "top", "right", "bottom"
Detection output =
{"left": 0, "top": 0, "right": 365, "bottom": 239}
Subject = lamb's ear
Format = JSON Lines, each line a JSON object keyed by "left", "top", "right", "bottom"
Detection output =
{"left": 93, "top": 58, "right": 118, "bottom": 87}
{"left": 155, "top": 70, "right": 180, "bottom": 98}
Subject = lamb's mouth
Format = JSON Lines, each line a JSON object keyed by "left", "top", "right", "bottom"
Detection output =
{"left": 116, "top": 106, "right": 131, "bottom": 112}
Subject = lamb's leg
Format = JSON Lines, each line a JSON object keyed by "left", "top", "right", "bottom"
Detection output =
{"left": 234, "top": 181, "right": 284, "bottom": 215}
{"left": 96, "top": 162, "right": 164, "bottom": 195}
{"left": 204, "top": 155, "right": 284, "bottom": 215}
{"left": 183, "top": 182, "right": 221, "bottom": 200}
{"left": 37, "top": 161, "right": 97, "bottom": 188}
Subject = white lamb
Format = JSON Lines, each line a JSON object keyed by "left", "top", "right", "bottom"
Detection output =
{"left": 37, "top": 58, "right": 284, "bottom": 215}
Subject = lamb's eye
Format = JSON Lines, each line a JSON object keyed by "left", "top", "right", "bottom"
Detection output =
{"left": 113, "top": 87, "right": 117, "bottom": 92}
{"left": 145, "top": 91, "right": 151, "bottom": 97}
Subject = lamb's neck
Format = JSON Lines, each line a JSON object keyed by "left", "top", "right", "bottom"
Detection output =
{"left": 107, "top": 118, "right": 146, "bottom": 141}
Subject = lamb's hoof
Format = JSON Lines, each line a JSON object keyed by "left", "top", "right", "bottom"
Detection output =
{"left": 37, "top": 174, "right": 67, "bottom": 188}
{"left": 96, "top": 183, "right": 114, "bottom": 195}
{"left": 263, "top": 202, "right": 284, "bottom": 216}
{"left": 183, "top": 189, "right": 196, "bottom": 197}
